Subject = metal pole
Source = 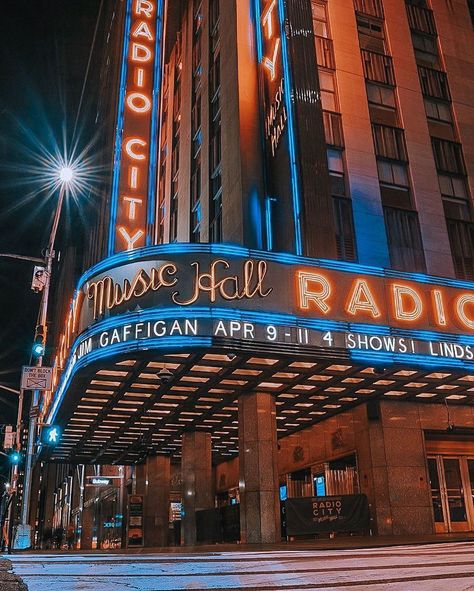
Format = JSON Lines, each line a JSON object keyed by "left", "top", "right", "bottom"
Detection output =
{"left": 11, "top": 388, "right": 25, "bottom": 490}
{"left": 18, "top": 184, "right": 67, "bottom": 547}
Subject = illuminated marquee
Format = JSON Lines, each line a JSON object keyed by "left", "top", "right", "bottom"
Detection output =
{"left": 109, "top": 0, "right": 164, "bottom": 254}
{"left": 71, "top": 250, "right": 474, "bottom": 336}
{"left": 46, "top": 245, "right": 474, "bottom": 412}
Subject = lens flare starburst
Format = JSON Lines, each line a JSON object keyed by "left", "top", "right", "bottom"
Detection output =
{"left": 0, "top": 116, "right": 106, "bottom": 231}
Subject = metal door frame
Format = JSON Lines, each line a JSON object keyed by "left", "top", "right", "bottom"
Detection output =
{"left": 429, "top": 454, "right": 474, "bottom": 533}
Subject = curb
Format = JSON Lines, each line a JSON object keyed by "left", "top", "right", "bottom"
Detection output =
{"left": 0, "top": 559, "right": 28, "bottom": 591}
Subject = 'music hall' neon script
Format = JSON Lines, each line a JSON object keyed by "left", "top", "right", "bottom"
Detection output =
{"left": 87, "top": 260, "right": 272, "bottom": 319}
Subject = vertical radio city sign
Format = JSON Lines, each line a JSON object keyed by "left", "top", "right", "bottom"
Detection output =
{"left": 108, "top": 0, "right": 164, "bottom": 255}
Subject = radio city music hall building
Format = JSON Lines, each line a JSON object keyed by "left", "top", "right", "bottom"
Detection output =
{"left": 30, "top": 0, "right": 474, "bottom": 549}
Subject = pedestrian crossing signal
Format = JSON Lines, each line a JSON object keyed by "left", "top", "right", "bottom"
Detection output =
{"left": 41, "top": 425, "right": 61, "bottom": 446}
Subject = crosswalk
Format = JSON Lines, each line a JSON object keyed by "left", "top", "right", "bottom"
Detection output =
{"left": 6, "top": 542, "right": 474, "bottom": 590}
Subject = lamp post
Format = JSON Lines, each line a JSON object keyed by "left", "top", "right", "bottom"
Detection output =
{"left": 14, "top": 167, "right": 74, "bottom": 550}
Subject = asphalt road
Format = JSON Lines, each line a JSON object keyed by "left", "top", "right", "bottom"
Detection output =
{"left": 5, "top": 542, "right": 474, "bottom": 590}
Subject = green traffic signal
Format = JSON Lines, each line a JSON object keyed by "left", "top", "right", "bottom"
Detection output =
{"left": 8, "top": 449, "right": 21, "bottom": 464}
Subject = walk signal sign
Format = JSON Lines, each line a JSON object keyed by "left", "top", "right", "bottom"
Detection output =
{"left": 41, "top": 425, "right": 61, "bottom": 446}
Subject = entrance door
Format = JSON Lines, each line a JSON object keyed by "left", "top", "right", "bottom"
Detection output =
{"left": 428, "top": 456, "right": 474, "bottom": 533}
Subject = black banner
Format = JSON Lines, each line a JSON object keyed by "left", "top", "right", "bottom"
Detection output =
{"left": 285, "top": 494, "right": 369, "bottom": 535}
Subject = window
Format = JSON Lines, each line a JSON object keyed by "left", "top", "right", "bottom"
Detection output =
{"left": 312, "top": 1, "right": 329, "bottom": 37}
{"left": 384, "top": 207, "right": 426, "bottom": 272}
{"left": 439, "top": 174, "right": 468, "bottom": 201}
{"left": 378, "top": 160, "right": 409, "bottom": 187}
{"left": 468, "top": 0, "right": 474, "bottom": 27}
{"left": 367, "top": 83, "right": 398, "bottom": 124}
{"left": 411, "top": 31, "right": 439, "bottom": 67}
{"left": 418, "top": 66, "right": 450, "bottom": 100}
{"left": 446, "top": 220, "right": 474, "bottom": 280}
{"left": 323, "top": 111, "right": 344, "bottom": 147}
{"left": 361, "top": 50, "right": 395, "bottom": 85}
{"left": 319, "top": 70, "right": 337, "bottom": 111}
{"left": 333, "top": 197, "right": 357, "bottom": 261}
{"left": 357, "top": 15, "right": 385, "bottom": 53}
{"left": 424, "top": 98, "right": 452, "bottom": 123}
{"left": 367, "top": 83, "right": 396, "bottom": 108}
{"left": 432, "top": 139, "right": 465, "bottom": 175}
{"left": 354, "top": 0, "right": 384, "bottom": 18}
{"left": 373, "top": 125, "right": 408, "bottom": 161}
{"left": 439, "top": 174, "right": 470, "bottom": 221}
{"left": 327, "top": 148, "right": 346, "bottom": 197}
{"left": 406, "top": 3, "right": 437, "bottom": 36}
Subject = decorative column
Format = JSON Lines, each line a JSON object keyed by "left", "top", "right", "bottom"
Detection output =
{"left": 181, "top": 431, "right": 213, "bottom": 545}
{"left": 239, "top": 392, "right": 280, "bottom": 544}
{"left": 144, "top": 455, "right": 170, "bottom": 547}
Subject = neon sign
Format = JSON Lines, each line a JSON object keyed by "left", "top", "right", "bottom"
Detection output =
{"left": 86, "top": 260, "right": 272, "bottom": 320}
{"left": 258, "top": 0, "right": 287, "bottom": 156}
{"left": 297, "top": 270, "right": 474, "bottom": 333}
{"left": 109, "top": 0, "right": 164, "bottom": 254}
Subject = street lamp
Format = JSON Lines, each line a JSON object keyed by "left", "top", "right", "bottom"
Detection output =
{"left": 15, "top": 165, "right": 74, "bottom": 550}
{"left": 59, "top": 166, "right": 74, "bottom": 184}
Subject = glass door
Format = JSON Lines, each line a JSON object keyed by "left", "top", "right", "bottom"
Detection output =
{"left": 442, "top": 458, "right": 469, "bottom": 532}
{"left": 428, "top": 455, "right": 474, "bottom": 533}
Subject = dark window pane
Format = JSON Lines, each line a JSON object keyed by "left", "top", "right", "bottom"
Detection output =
{"left": 384, "top": 206, "right": 426, "bottom": 272}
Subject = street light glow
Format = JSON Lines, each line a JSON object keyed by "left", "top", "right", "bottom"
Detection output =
{"left": 59, "top": 166, "right": 74, "bottom": 184}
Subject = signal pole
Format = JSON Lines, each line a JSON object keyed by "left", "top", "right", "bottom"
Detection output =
{"left": 15, "top": 178, "right": 70, "bottom": 550}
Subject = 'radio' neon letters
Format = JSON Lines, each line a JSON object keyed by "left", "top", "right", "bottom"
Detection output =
{"left": 131, "top": 42, "right": 152, "bottom": 63}
{"left": 346, "top": 279, "right": 381, "bottom": 318}
{"left": 126, "top": 92, "right": 151, "bottom": 113}
{"left": 135, "top": 0, "right": 154, "bottom": 18}
{"left": 456, "top": 294, "right": 474, "bottom": 329}
{"left": 297, "top": 271, "right": 331, "bottom": 314}
{"left": 392, "top": 284, "right": 423, "bottom": 322}
{"left": 125, "top": 138, "right": 147, "bottom": 160}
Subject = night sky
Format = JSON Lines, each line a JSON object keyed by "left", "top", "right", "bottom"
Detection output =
{"left": 0, "top": 1, "right": 104, "bottom": 434}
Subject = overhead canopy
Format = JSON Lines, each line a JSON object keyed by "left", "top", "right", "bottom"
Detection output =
{"left": 42, "top": 244, "right": 474, "bottom": 464}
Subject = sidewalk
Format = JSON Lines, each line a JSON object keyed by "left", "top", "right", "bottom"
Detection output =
{"left": 0, "top": 559, "right": 27, "bottom": 590}
{"left": 16, "top": 532, "right": 474, "bottom": 555}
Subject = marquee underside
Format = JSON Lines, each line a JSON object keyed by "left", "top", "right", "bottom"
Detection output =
{"left": 45, "top": 340, "right": 474, "bottom": 465}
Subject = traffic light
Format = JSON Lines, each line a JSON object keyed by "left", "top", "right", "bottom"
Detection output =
{"left": 41, "top": 425, "right": 61, "bottom": 446}
{"left": 32, "top": 324, "right": 46, "bottom": 357}
{"left": 8, "top": 449, "right": 22, "bottom": 465}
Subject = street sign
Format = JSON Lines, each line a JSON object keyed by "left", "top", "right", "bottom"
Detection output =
{"left": 88, "top": 477, "right": 112, "bottom": 487}
{"left": 21, "top": 366, "right": 53, "bottom": 391}
{"left": 3, "top": 426, "right": 15, "bottom": 449}
{"left": 31, "top": 266, "right": 48, "bottom": 292}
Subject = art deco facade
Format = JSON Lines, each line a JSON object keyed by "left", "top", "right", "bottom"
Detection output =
{"left": 31, "top": 0, "right": 474, "bottom": 549}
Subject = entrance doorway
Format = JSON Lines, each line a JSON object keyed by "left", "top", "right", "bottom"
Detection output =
{"left": 427, "top": 455, "right": 474, "bottom": 533}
